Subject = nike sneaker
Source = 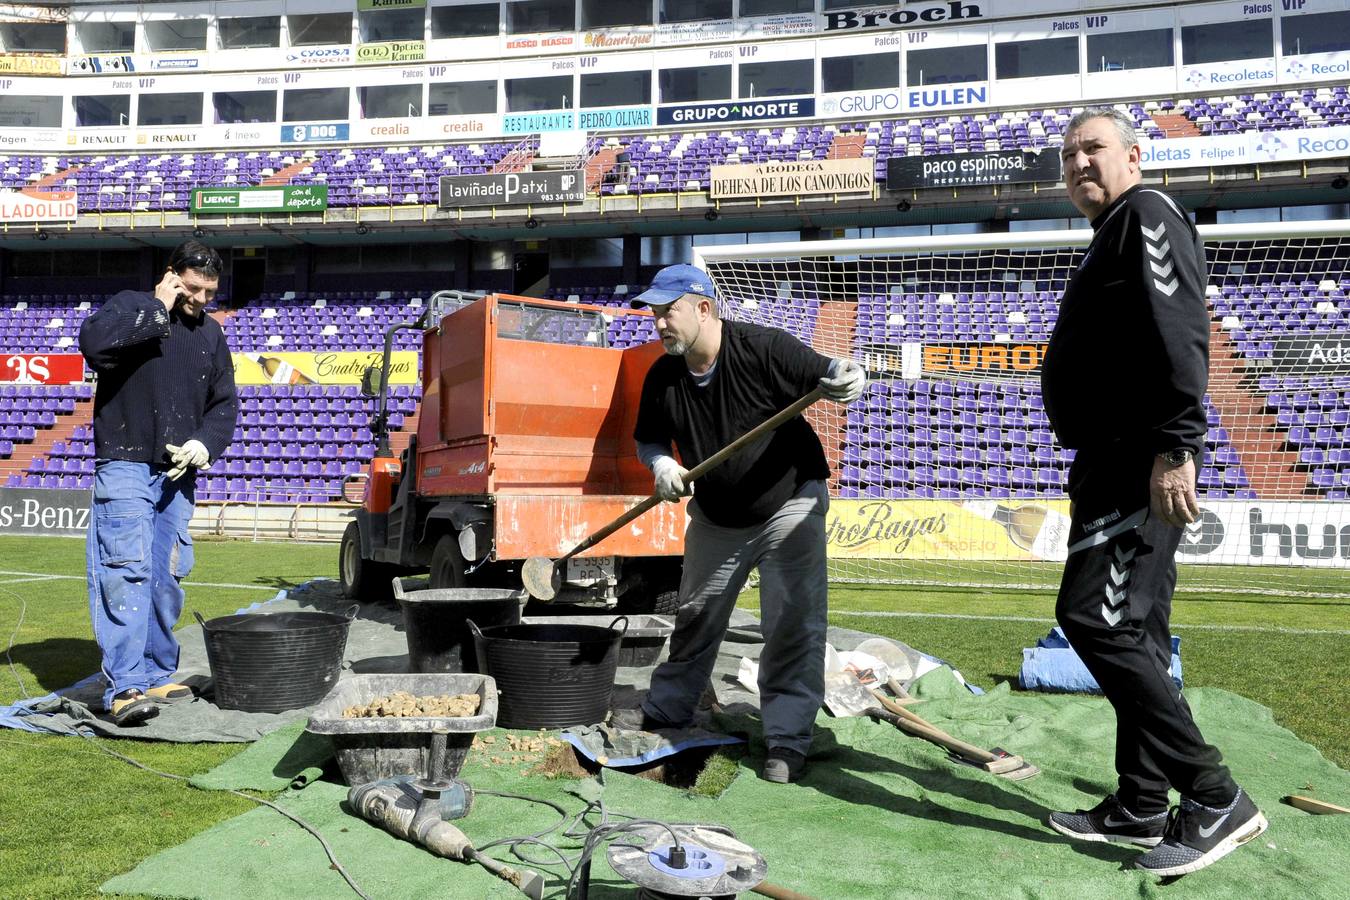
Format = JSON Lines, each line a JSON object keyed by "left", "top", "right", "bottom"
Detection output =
{"left": 1048, "top": 794, "right": 1168, "bottom": 847}
{"left": 1135, "top": 788, "right": 1267, "bottom": 876}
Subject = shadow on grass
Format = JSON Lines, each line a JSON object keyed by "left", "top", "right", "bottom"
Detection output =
{"left": 5, "top": 637, "right": 100, "bottom": 694}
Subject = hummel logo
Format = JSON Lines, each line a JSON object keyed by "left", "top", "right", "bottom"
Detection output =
{"left": 1197, "top": 813, "right": 1230, "bottom": 838}
{"left": 1102, "top": 605, "right": 1124, "bottom": 626}
{"left": 1141, "top": 220, "right": 1177, "bottom": 295}
{"left": 1140, "top": 222, "right": 1167, "bottom": 241}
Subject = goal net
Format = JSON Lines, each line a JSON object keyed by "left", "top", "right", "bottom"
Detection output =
{"left": 694, "top": 220, "right": 1350, "bottom": 598}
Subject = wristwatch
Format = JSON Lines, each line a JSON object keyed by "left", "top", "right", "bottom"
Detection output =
{"left": 1158, "top": 448, "right": 1194, "bottom": 467}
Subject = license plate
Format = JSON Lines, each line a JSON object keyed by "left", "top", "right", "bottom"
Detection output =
{"left": 566, "top": 555, "right": 615, "bottom": 586}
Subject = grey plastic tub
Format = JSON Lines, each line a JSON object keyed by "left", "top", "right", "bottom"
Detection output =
{"left": 522, "top": 614, "right": 673, "bottom": 667}
{"left": 306, "top": 673, "right": 497, "bottom": 785}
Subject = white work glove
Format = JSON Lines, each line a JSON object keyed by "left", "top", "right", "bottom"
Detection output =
{"left": 819, "top": 358, "right": 867, "bottom": 404}
{"left": 165, "top": 440, "right": 210, "bottom": 481}
{"left": 651, "top": 455, "right": 692, "bottom": 502}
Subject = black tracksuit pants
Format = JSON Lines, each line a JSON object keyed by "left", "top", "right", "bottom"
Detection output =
{"left": 1055, "top": 443, "right": 1237, "bottom": 814}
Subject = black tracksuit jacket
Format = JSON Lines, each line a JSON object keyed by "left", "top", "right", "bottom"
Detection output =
{"left": 1041, "top": 185, "right": 1210, "bottom": 458}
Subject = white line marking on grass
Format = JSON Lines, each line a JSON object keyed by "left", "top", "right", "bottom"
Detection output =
{"left": 0, "top": 570, "right": 280, "bottom": 591}
{"left": 752, "top": 608, "right": 1350, "bottom": 637}
{"left": 0, "top": 576, "right": 62, "bottom": 585}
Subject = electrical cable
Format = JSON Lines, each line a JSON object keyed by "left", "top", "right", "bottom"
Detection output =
{"left": 82, "top": 736, "right": 374, "bottom": 900}
{"left": 2, "top": 583, "right": 372, "bottom": 900}
{"left": 3, "top": 585, "right": 37, "bottom": 701}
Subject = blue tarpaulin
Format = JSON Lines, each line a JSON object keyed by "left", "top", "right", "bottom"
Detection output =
{"left": 1019, "top": 627, "right": 1182, "bottom": 694}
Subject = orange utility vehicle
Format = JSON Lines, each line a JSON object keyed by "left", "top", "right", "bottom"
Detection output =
{"left": 340, "top": 291, "right": 683, "bottom": 614}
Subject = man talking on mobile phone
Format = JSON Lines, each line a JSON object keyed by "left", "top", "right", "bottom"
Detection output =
{"left": 78, "top": 241, "right": 238, "bottom": 726}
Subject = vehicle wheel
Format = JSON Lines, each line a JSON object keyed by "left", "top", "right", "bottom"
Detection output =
{"left": 429, "top": 533, "right": 468, "bottom": 590}
{"left": 340, "top": 520, "right": 396, "bottom": 604}
{"left": 649, "top": 589, "right": 680, "bottom": 617}
{"left": 618, "top": 588, "right": 681, "bottom": 617}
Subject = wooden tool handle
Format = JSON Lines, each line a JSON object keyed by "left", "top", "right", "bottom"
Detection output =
{"left": 555, "top": 494, "right": 662, "bottom": 565}
{"left": 556, "top": 387, "right": 824, "bottom": 566}
{"left": 752, "top": 880, "right": 819, "bottom": 900}
{"left": 683, "top": 386, "right": 825, "bottom": 482}
{"left": 869, "top": 696, "right": 998, "bottom": 764}
{"left": 1284, "top": 795, "right": 1350, "bottom": 815}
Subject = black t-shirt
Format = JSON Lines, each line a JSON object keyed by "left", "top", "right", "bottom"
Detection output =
{"left": 634, "top": 319, "right": 832, "bottom": 527}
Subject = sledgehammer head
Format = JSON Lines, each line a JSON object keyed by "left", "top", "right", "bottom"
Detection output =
{"left": 521, "top": 556, "right": 561, "bottom": 602}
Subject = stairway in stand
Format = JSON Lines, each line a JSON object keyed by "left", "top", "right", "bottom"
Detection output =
{"left": 810, "top": 300, "right": 858, "bottom": 493}
{"left": 827, "top": 133, "right": 868, "bottom": 159}
{"left": 0, "top": 395, "right": 94, "bottom": 482}
{"left": 1150, "top": 113, "right": 1204, "bottom": 138}
{"left": 1207, "top": 322, "right": 1307, "bottom": 499}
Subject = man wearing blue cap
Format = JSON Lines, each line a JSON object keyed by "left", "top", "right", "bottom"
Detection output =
{"left": 611, "top": 263, "right": 866, "bottom": 783}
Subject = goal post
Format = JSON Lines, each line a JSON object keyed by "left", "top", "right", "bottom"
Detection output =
{"left": 693, "top": 220, "right": 1350, "bottom": 597}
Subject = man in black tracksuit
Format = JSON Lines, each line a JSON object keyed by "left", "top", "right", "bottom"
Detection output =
{"left": 1041, "top": 108, "right": 1266, "bottom": 876}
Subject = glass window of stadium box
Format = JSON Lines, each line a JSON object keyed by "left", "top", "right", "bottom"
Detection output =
{"left": 429, "top": 80, "right": 497, "bottom": 116}
{"left": 1086, "top": 28, "right": 1173, "bottom": 72}
{"left": 75, "top": 21, "right": 135, "bottom": 53}
{"left": 1009, "top": 218, "right": 1091, "bottom": 232}
{"left": 581, "top": 0, "right": 652, "bottom": 28}
{"left": 659, "top": 64, "right": 731, "bottom": 103}
{"left": 314, "top": 246, "right": 363, "bottom": 275}
{"left": 282, "top": 88, "right": 349, "bottom": 122}
{"left": 1181, "top": 20, "right": 1273, "bottom": 65}
{"left": 214, "top": 90, "right": 277, "bottom": 124}
{"left": 822, "top": 52, "right": 899, "bottom": 93}
{"left": 0, "top": 22, "right": 64, "bottom": 53}
{"left": 288, "top": 13, "right": 351, "bottom": 46}
{"left": 995, "top": 36, "right": 1078, "bottom": 79}
{"left": 1219, "top": 205, "right": 1350, "bottom": 224}
{"left": 643, "top": 235, "right": 693, "bottom": 266}
{"left": 661, "top": 0, "right": 732, "bottom": 23}
{"left": 739, "top": 59, "right": 813, "bottom": 99}
{"left": 73, "top": 95, "right": 130, "bottom": 128}
{"left": 359, "top": 6, "right": 426, "bottom": 42}
{"left": 581, "top": 71, "right": 651, "bottom": 108}
{"left": 740, "top": 0, "right": 811, "bottom": 14}
{"left": 0, "top": 95, "right": 61, "bottom": 129}
{"left": 218, "top": 15, "right": 281, "bottom": 49}
{"left": 1281, "top": 10, "right": 1350, "bottom": 55}
{"left": 506, "top": 75, "right": 571, "bottom": 111}
{"left": 144, "top": 18, "right": 207, "bottom": 52}
{"left": 431, "top": 3, "right": 500, "bottom": 38}
{"left": 360, "top": 84, "right": 422, "bottom": 119}
{"left": 138, "top": 93, "right": 204, "bottom": 127}
{"left": 551, "top": 237, "right": 624, "bottom": 268}
{"left": 907, "top": 44, "right": 986, "bottom": 86}
{"left": 506, "top": 0, "right": 575, "bottom": 34}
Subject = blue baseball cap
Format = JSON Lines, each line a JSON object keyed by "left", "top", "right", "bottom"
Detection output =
{"left": 630, "top": 264, "right": 716, "bottom": 309}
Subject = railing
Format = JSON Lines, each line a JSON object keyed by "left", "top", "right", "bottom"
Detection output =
{"left": 193, "top": 487, "right": 356, "bottom": 543}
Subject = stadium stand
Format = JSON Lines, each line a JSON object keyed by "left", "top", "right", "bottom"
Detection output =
{"left": 3, "top": 87, "right": 1348, "bottom": 209}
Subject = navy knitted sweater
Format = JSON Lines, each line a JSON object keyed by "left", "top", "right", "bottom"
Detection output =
{"left": 79, "top": 290, "right": 238, "bottom": 465}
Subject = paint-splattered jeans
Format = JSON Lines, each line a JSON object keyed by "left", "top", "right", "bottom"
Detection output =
{"left": 87, "top": 460, "right": 195, "bottom": 710}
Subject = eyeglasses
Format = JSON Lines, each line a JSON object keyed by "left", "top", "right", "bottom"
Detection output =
{"left": 177, "top": 252, "right": 221, "bottom": 272}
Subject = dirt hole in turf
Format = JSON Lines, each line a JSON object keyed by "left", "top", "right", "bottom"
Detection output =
{"left": 532, "top": 741, "right": 736, "bottom": 791}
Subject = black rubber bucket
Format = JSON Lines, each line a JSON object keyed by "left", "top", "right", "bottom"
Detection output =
{"left": 469, "top": 616, "right": 627, "bottom": 729}
{"left": 195, "top": 607, "right": 355, "bottom": 713}
{"left": 392, "top": 579, "right": 523, "bottom": 674}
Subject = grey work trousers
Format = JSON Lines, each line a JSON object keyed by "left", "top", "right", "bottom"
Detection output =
{"left": 642, "top": 479, "right": 829, "bottom": 756}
